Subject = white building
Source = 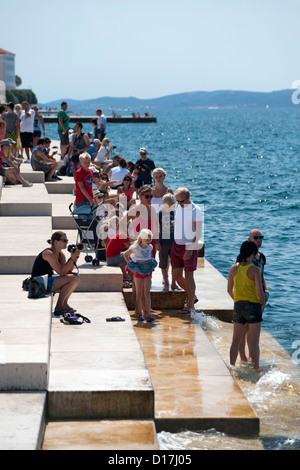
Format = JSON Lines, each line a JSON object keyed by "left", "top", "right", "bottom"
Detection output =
{"left": 0, "top": 48, "right": 16, "bottom": 90}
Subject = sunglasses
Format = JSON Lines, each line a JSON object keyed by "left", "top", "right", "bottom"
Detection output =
{"left": 143, "top": 194, "right": 153, "bottom": 199}
{"left": 252, "top": 235, "right": 264, "bottom": 240}
{"left": 176, "top": 199, "right": 186, "bottom": 203}
{"left": 96, "top": 195, "right": 104, "bottom": 199}
{"left": 60, "top": 238, "right": 68, "bottom": 242}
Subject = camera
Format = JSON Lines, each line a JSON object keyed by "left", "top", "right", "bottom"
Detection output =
{"left": 111, "top": 145, "right": 117, "bottom": 149}
{"left": 67, "top": 243, "right": 83, "bottom": 253}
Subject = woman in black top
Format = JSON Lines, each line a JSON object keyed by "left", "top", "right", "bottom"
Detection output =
{"left": 31, "top": 231, "right": 80, "bottom": 315}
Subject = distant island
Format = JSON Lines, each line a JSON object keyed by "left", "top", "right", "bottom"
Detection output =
{"left": 38, "top": 89, "right": 299, "bottom": 115}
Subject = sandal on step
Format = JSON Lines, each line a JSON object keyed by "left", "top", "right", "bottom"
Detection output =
{"left": 178, "top": 307, "right": 192, "bottom": 315}
{"left": 106, "top": 316, "right": 125, "bottom": 322}
{"left": 123, "top": 280, "right": 132, "bottom": 288}
{"left": 146, "top": 315, "right": 155, "bottom": 322}
{"left": 53, "top": 308, "right": 70, "bottom": 316}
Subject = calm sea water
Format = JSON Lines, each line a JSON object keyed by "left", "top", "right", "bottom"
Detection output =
{"left": 45, "top": 107, "right": 300, "bottom": 449}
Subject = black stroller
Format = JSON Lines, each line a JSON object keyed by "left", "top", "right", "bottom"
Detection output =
{"left": 69, "top": 203, "right": 106, "bottom": 266}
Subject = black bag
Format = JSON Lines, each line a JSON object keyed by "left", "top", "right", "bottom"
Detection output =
{"left": 57, "top": 164, "right": 67, "bottom": 176}
{"left": 22, "top": 277, "right": 31, "bottom": 291}
{"left": 60, "top": 313, "right": 91, "bottom": 325}
{"left": 27, "top": 277, "right": 49, "bottom": 299}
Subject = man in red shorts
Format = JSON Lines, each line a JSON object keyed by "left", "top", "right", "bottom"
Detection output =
{"left": 171, "top": 187, "right": 203, "bottom": 315}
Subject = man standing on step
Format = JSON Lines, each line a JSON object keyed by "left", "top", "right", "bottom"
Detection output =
{"left": 96, "top": 109, "right": 106, "bottom": 141}
{"left": 20, "top": 101, "right": 35, "bottom": 162}
{"left": 171, "top": 187, "right": 203, "bottom": 315}
{"left": 57, "top": 101, "right": 70, "bottom": 160}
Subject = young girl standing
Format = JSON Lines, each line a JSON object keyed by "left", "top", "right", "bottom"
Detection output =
{"left": 227, "top": 241, "right": 265, "bottom": 370}
{"left": 124, "top": 229, "right": 157, "bottom": 322}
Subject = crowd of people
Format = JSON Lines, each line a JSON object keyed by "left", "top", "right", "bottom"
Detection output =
{"left": 0, "top": 100, "right": 269, "bottom": 369}
{"left": 0, "top": 100, "right": 62, "bottom": 185}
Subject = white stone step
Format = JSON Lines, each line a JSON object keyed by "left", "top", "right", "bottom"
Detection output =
{"left": 0, "top": 275, "right": 52, "bottom": 391}
{"left": 0, "top": 217, "right": 52, "bottom": 273}
{"left": 0, "top": 183, "right": 51, "bottom": 216}
{"left": 20, "top": 164, "right": 45, "bottom": 183}
{"left": 0, "top": 393, "right": 46, "bottom": 450}
{"left": 45, "top": 176, "right": 75, "bottom": 194}
{"left": 47, "top": 292, "right": 154, "bottom": 420}
{"left": 50, "top": 193, "right": 77, "bottom": 229}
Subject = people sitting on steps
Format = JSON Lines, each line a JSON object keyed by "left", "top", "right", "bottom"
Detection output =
{"left": 0, "top": 138, "right": 32, "bottom": 187}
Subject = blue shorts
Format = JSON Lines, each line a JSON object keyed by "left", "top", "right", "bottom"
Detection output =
{"left": 48, "top": 275, "right": 59, "bottom": 293}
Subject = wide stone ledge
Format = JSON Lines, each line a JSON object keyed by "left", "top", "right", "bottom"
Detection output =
{"left": 47, "top": 292, "right": 154, "bottom": 420}
{"left": 0, "top": 218, "right": 52, "bottom": 273}
{"left": 0, "top": 275, "right": 52, "bottom": 391}
{"left": 0, "top": 183, "right": 51, "bottom": 216}
{"left": 0, "top": 392, "right": 47, "bottom": 450}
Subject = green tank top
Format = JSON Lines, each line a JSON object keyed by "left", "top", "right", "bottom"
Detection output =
{"left": 233, "top": 263, "right": 260, "bottom": 303}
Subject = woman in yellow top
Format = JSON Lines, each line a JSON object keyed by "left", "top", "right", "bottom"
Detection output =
{"left": 227, "top": 241, "right": 265, "bottom": 370}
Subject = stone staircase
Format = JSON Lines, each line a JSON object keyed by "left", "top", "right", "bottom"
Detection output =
{"left": 0, "top": 160, "right": 158, "bottom": 450}
{"left": 0, "top": 153, "right": 259, "bottom": 450}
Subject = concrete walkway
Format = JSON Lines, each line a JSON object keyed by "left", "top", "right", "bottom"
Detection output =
{"left": 0, "top": 145, "right": 259, "bottom": 449}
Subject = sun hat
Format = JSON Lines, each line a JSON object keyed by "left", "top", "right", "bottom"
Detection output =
{"left": 0, "top": 138, "right": 14, "bottom": 146}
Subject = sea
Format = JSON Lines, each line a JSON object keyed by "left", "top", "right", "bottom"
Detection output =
{"left": 45, "top": 106, "right": 300, "bottom": 450}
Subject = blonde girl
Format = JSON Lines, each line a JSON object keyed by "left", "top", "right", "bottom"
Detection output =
{"left": 124, "top": 229, "right": 157, "bottom": 322}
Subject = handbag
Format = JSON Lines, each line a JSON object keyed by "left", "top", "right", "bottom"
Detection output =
{"left": 27, "top": 275, "right": 49, "bottom": 299}
{"left": 60, "top": 313, "right": 91, "bottom": 325}
{"left": 22, "top": 277, "right": 31, "bottom": 291}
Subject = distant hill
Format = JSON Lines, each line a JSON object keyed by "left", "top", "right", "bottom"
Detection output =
{"left": 38, "top": 89, "right": 298, "bottom": 114}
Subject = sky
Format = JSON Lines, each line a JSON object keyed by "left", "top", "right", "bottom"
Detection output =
{"left": 1, "top": 0, "right": 300, "bottom": 103}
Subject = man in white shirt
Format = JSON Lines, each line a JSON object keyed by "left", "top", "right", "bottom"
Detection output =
{"left": 20, "top": 101, "right": 35, "bottom": 161}
{"left": 96, "top": 109, "right": 106, "bottom": 141}
{"left": 171, "top": 187, "right": 203, "bottom": 315}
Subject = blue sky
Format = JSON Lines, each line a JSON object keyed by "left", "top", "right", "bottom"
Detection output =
{"left": 1, "top": 0, "right": 299, "bottom": 102}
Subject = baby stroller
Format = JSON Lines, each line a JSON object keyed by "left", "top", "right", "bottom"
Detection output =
{"left": 69, "top": 203, "right": 106, "bottom": 266}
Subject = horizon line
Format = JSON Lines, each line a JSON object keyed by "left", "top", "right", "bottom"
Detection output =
{"left": 39, "top": 88, "right": 295, "bottom": 104}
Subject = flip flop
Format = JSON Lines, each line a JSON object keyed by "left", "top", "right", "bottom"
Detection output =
{"left": 146, "top": 315, "right": 155, "bottom": 322}
{"left": 123, "top": 280, "right": 132, "bottom": 288}
{"left": 138, "top": 315, "right": 145, "bottom": 322}
{"left": 53, "top": 308, "right": 70, "bottom": 316}
{"left": 178, "top": 307, "right": 192, "bottom": 315}
{"left": 106, "top": 316, "right": 125, "bottom": 322}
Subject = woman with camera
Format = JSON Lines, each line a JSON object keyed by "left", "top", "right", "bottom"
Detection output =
{"left": 31, "top": 231, "right": 80, "bottom": 315}
{"left": 94, "top": 137, "right": 115, "bottom": 167}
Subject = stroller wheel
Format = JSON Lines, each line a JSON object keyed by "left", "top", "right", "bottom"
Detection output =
{"left": 85, "top": 255, "right": 93, "bottom": 263}
{"left": 92, "top": 259, "right": 100, "bottom": 266}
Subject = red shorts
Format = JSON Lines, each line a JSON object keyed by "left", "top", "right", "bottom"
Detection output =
{"left": 134, "top": 272, "right": 151, "bottom": 279}
{"left": 171, "top": 241, "right": 198, "bottom": 272}
{"left": 131, "top": 244, "right": 156, "bottom": 279}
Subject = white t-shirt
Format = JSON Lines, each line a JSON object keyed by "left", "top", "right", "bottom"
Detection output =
{"left": 110, "top": 166, "right": 130, "bottom": 185}
{"left": 20, "top": 109, "right": 35, "bottom": 133}
{"left": 95, "top": 146, "right": 109, "bottom": 163}
{"left": 174, "top": 201, "right": 203, "bottom": 246}
{"left": 130, "top": 244, "right": 153, "bottom": 262}
{"left": 97, "top": 114, "right": 106, "bottom": 131}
